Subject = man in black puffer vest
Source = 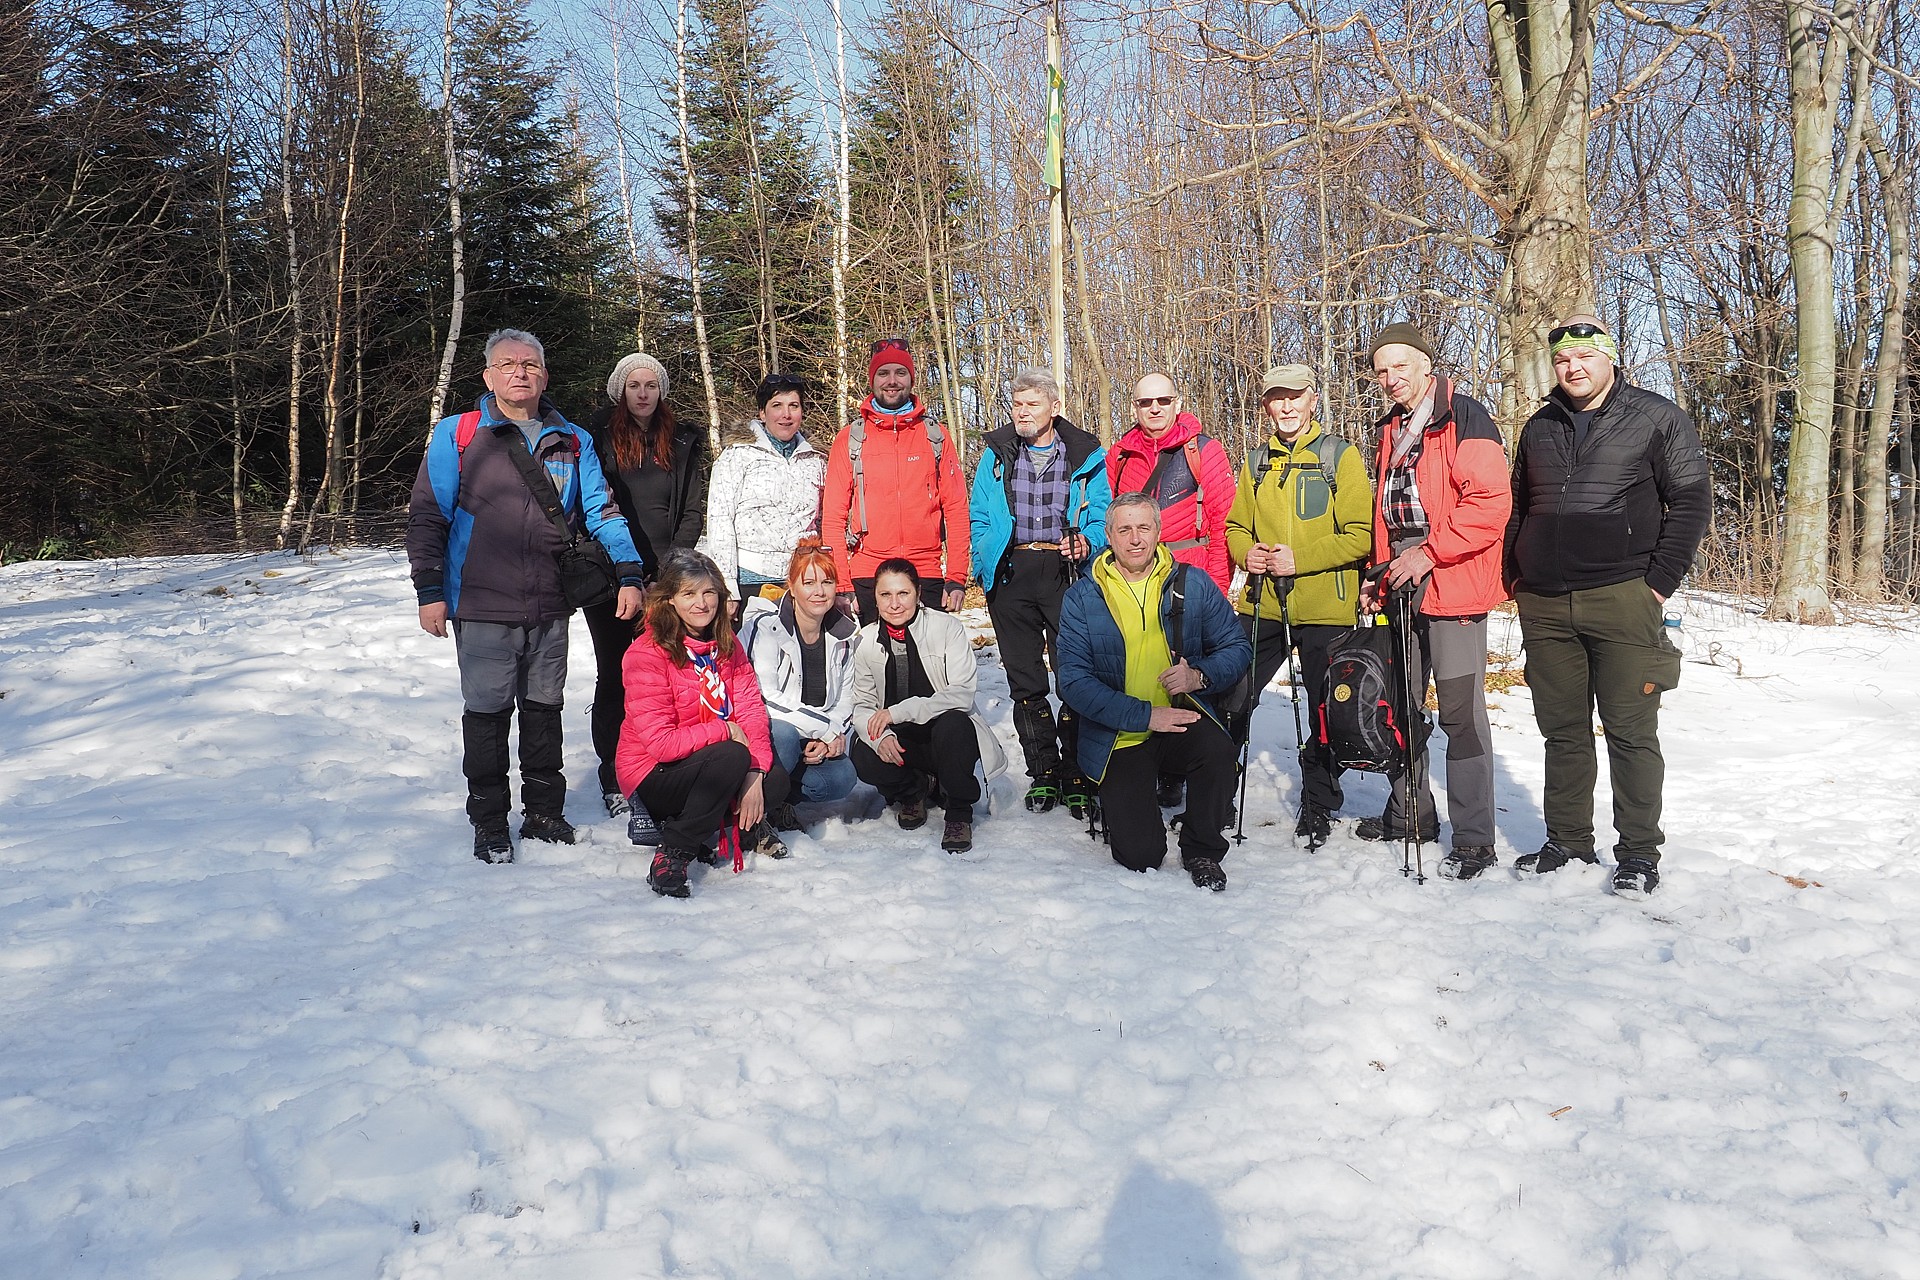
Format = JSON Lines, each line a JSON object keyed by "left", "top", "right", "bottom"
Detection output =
{"left": 1505, "top": 314, "right": 1709, "bottom": 898}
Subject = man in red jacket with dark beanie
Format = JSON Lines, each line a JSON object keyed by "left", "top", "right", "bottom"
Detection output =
{"left": 821, "top": 338, "right": 971, "bottom": 621}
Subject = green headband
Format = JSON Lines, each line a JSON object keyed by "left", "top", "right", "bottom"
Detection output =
{"left": 1551, "top": 329, "right": 1619, "bottom": 362}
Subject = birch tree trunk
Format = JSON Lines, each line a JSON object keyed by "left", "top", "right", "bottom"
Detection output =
{"left": 607, "top": 9, "right": 646, "bottom": 350}
{"left": 675, "top": 0, "right": 722, "bottom": 453}
{"left": 831, "top": 0, "right": 851, "bottom": 427}
{"left": 276, "top": 0, "right": 307, "bottom": 549}
{"left": 1856, "top": 100, "right": 1908, "bottom": 599}
{"left": 426, "top": 0, "right": 465, "bottom": 431}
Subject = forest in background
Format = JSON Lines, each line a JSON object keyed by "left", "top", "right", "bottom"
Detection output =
{"left": 3, "top": 0, "right": 1913, "bottom": 624}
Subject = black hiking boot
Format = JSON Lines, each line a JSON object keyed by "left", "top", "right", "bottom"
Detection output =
{"left": 473, "top": 823, "right": 513, "bottom": 864}
{"left": 1024, "top": 776, "right": 1061, "bottom": 814}
{"left": 648, "top": 846, "right": 694, "bottom": 898}
{"left": 941, "top": 817, "right": 973, "bottom": 853}
{"left": 769, "top": 802, "right": 803, "bottom": 832}
{"left": 1515, "top": 840, "right": 1599, "bottom": 875}
{"left": 1438, "top": 845, "right": 1498, "bottom": 881}
{"left": 744, "top": 819, "right": 790, "bottom": 859}
{"left": 1354, "top": 813, "right": 1440, "bottom": 844}
{"left": 1063, "top": 777, "right": 1096, "bottom": 820}
{"left": 602, "top": 789, "right": 629, "bottom": 818}
{"left": 1156, "top": 774, "right": 1186, "bottom": 809}
{"left": 1184, "top": 854, "right": 1227, "bottom": 892}
{"left": 520, "top": 812, "right": 576, "bottom": 846}
{"left": 1295, "top": 801, "right": 1331, "bottom": 849}
{"left": 1612, "top": 858, "right": 1661, "bottom": 898}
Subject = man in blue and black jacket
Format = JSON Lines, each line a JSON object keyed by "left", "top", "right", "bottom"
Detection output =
{"left": 406, "top": 328, "right": 644, "bottom": 864}
{"left": 1505, "top": 314, "right": 1709, "bottom": 899}
{"left": 969, "top": 367, "right": 1111, "bottom": 816}
{"left": 1057, "top": 493, "right": 1251, "bottom": 890}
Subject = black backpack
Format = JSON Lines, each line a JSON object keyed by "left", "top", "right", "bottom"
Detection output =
{"left": 1318, "top": 617, "right": 1426, "bottom": 773}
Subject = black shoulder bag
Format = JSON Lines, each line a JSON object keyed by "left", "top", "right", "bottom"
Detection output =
{"left": 503, "top": 428, "right": 618, "bottom": 611}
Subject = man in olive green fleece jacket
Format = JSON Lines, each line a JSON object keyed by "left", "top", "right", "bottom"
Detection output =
{"left": 1223, "top": 364, "right": 1374, "bottom": 844}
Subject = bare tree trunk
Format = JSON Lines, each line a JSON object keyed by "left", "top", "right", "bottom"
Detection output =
{"left": 1857, "top": 99, "right": 1909, "bottom": 599}
{"left": 1832, "top": 308, "right": 1867, "bottom": 589}
{"left": 675, "top": 0, "right": 722, "bottom": 452}
{"left": 276, "top": 0, "right": 307, "bottom": 549}
{"left": 830, "top": 0, "right": 851, "bottom": 428}
{"left": 1769, "top": 0, "right": 1864, "bottom": 623}
{"left": 427, "top": 0, "right": 466, "bottom": 431}
{"left": 607, "top": 8, "right": 646, "bottom": 349}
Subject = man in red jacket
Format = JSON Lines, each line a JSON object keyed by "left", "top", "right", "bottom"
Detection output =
{"left": 1358, "top": 323, "right": 1513, "bottom": 881}
{"left": 820, "top": 338, "right": 970, "bottom": 620}
{"left": 1104, "top": 372, "right": 1237, "bottom": 596}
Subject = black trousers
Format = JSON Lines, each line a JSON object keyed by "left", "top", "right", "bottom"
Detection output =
{"left": 987, "top": 547, "right": 1081, "bottom": 783}
{"left": 1099, "top": 717, "right": 1237, "bottom": 871}
{"left": 634, "top": 739, "right": 752, "bottom": 850}
{"left": 852, "top": 577, "right": 947, "bottom": 623}
{"left": 850, "top": 709, "right": 982, "bottom": 821}
{"left": 583, "top": 598, "right": 641, "bottom": 794}
{"left": 1232, "top": 615, "right": 1347, "bottom": 813}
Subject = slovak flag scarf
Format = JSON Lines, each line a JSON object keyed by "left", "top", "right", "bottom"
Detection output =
{"left": 684, "top": 638, "right": 733, "bottom": 723}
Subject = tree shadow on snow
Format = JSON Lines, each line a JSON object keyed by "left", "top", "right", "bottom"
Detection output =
{"left": 1075, "top": 1163, "right": 1250, "bottom": 1280}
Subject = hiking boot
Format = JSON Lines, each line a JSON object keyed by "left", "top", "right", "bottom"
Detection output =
{"left": 1063, "top": 777, "right": 1096, "bottom": 820}
{"left": 1438, "top": 845, "right": 1498, "bottom": 881}
{"left": 1184, "top": 854, "right": 1227, "bottom": 892}
{"left": 745, "top": 819, "right": 790, "bottom": 859}
{"left": 1515, "top": 840, "right": 1599, "bottom": 875}
{"left": 603, "top": 789, "right": 630, "bottom": 818}
{"left": 769, "top": 802, "right": 803, "bottom": 832}
{"left": 941, "top": 817, "right": 973, "bottom": 853}
{"left": 896, "top": 786, "right": 928, "bottom": 831}
{"left": 1612, "top": 858, "right": 1661, "bottom": 898}
{"left": 1024, "top": 777, "right": 1061, "bottom": 814}
{"left": 627, "top": 797, "right": 662, "bottom": 847}
{"left": 648, "top": 846, "right": 694, "bottom": 898}
{"left": 1156, "top": 774, "right": 1186, "bottom": 809}
{"left": 1354, "top": 813, "right": 1440, "bottom": 844}
{"left": 520, "top": 812, "right": 576, "bottom": 846}
{"left": 1294, "top": 801, "right": 1331, "bottom": 849}
{"left": 472, "top": 824, "right": 513, "bottom": 864}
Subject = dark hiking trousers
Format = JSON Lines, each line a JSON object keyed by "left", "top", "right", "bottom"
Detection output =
{"left": 635, "top": 739, "right": 754, "bottom": 851}
{"left": 988, "top": 547, "right": 1080, "bottom": 783}
{"left": 1517, "top": 579, "right": 1682, "bottom": 863}
{"left": 583, "top": 598, "right": 641, "bottom": 794}
{"left": 1380, "top": 613, "right": 1496, "bottom": 848}
{"left": 1230, "top": 614, "right": 1346, "bottom": 814}
{"left": 851, "top": 708, "right": 982, "bottom": 822}
{"left": 1098, "top": 717, "right": 1237, "bottom": 872}
{"left": 454, "top": 618, "right": 569, "bottom": 825}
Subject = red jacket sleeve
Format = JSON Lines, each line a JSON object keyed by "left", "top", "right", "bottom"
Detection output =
{"left": 1425, "top": 436, "right": 1512, "bottom": 568}
{"left": 622, "top": 640, "right": 728, "bottom": 765}
{"left": 1199, "top": 438, "right": 1237, "bottom": 593}
{"left": 819, "top": 426, "right": 856, "bottom": 584}
{"left": 939, "top": 435, "right": 970, "bottom": 585}
{"left": 724, "top": 645, "right": 774, "bottom": 773}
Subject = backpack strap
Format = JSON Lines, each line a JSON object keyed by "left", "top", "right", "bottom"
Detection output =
{"left": 454, "top": 410, "right": 482, "bottom": 471}
{"left": 1166, "top": 561, "right": 1189, "bottom": 661}
{"left": 1184, "top": 438, "right": 1207, "bottom": 542}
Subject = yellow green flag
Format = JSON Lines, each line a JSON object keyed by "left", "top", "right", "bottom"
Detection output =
{"left": 1043, "top": 63, "right": 1065, "bottom": 190}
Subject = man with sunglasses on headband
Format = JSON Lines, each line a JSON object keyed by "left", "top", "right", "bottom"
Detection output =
{"left": 1505, "top": 314, "right": 1708, "bottom": 898}
{"left": 821, "top": 338, "right": 971, "bottom": 621}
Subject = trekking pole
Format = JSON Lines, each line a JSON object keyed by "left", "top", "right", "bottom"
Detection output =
{"left": 1392, "top": 582, "right": 1427, "bottom": 885}
{"left": 1276, "top": 576, "right": 1319, "bottom": 851}
{"left": 1231, "top": 570, "right": 1265, "bottom": 844}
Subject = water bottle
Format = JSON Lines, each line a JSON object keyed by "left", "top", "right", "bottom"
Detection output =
{"left": 1661, "top": 601, "right": 1684, "bottom": 653}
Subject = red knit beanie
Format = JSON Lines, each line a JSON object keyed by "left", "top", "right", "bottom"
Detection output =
{"left": 868, "top": 338, "right": 915, "bottom": 388}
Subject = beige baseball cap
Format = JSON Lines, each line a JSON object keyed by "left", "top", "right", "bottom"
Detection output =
{"left": 1259, "top": 364, "right": 1317, "bottom": 395}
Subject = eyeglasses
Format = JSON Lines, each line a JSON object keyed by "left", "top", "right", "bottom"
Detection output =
{"left": 1547, "top": 322, "right": 1606, "bottom": 346}
{"left": 1134, "top": 395, "right": 1176, "bottom": 408}
{"left": 489, "top": 360, "right": 545, "bottom": 376}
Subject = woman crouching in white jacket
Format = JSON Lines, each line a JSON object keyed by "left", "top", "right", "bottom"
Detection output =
{"left": 737, "top": 539, "right": 862, "bottom": 830}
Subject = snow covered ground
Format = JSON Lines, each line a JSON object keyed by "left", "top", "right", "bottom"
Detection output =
{"left": 1, "top": 548, "right": 1915, "bottom": 1279}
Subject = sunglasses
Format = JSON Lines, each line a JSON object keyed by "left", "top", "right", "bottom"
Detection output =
{"left": 870, "top": 339, "right": 911, "bottom": 356}
{"left": 763, "top": 373, "right": 808, "bottom": 390}
{"left": 1134, "top": 395, "right": 1176, "bottom": 408}
{"left": 1548, "top": 321, "right": 1607, "bottom": 345}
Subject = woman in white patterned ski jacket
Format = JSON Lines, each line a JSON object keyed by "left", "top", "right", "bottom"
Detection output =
{"left": 698, "top": 376, "right": 827, "bottom": 599}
